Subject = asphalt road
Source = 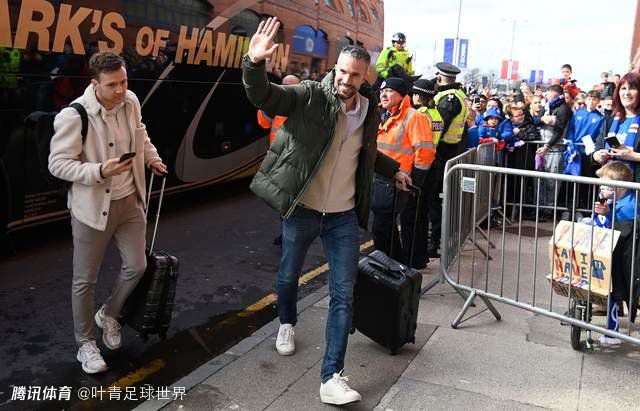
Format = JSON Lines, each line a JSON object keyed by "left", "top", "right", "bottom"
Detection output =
{"left": 0, "top": 178, "right": 361, "bottom": 410}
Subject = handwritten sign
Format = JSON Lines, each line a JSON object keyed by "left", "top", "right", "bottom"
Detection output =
{"left": 548, "top": 220, "right": 620, "bottom": 297}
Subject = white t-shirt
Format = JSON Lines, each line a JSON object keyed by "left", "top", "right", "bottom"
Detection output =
{"left": 101, "top": 102, "right": 136, "bottom": 200}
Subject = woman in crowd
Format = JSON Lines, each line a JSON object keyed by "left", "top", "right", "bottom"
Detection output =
{"left": 593, "top": 72, "right": 640, "bottom": 182}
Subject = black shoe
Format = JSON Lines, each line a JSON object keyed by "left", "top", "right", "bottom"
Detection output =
{"left": 273, "top": 234, "right": 282, "bottom": 246}
{"left": 412, "top": 262, "right": 428, "bottom": 270}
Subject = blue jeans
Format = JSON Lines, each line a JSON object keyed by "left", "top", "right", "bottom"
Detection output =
{"left": 277, "top": 206, "right": 360, "bottom": 382}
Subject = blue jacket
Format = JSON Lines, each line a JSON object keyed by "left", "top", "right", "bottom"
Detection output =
{"left": 467, "top": 126, "right": 479, "bottom": 148}
{"left": 567, "top": 108, "right": 604, "bottom": 153}
{"left": 498, "top": 118, "right": 515, "bottom": 143}
{"left": 594, "top": 191, "right": 639, "bottom": 228}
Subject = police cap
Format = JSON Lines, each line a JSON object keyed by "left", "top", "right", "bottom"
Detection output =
{"left": 413, "top": 78, "right": 438, "bottom": 97}
{"left": 435, "top": 62, "right": 461, "bottom": 78}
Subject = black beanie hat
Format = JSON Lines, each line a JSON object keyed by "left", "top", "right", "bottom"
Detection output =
{"left": 380, "top": 77, "right": 408, "bottom": 97}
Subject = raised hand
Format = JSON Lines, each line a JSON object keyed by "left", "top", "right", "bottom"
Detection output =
{"left": 247, "top": 17, "right": 281, "bottom": 63}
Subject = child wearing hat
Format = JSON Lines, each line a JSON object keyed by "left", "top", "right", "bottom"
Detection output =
{"left": 478, "top": 107, "right": 524, "bottom": 151}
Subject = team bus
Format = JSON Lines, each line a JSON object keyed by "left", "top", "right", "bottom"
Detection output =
{"left": 0, "top": 0, "right": 384, "bottom": 235}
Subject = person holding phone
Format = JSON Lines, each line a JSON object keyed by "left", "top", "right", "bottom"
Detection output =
{"left": 534, "top": 84, "right": 573, "bottom": 214}
{"left": 49, "top": 52, "right": 166, "bottom": 374}
{"left": 593, "top": 72, "right": 640, "bottom": 182}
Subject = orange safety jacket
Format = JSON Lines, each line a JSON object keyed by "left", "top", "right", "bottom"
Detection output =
{"left": 257, "top": 110, "right": 287, "bottom": 144}
{"left": 377, "top": 96, "right": 435, "bottom": 173}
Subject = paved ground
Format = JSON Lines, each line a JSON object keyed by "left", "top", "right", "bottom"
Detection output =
{"left": 134, "top": 224, "right": 640, "bottom": 411}
{"left": 0, "top": 180, "right": 337, "bottom": 411}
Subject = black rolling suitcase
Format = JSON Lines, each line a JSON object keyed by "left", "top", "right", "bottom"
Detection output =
{"left": 353, "top": 185, "right": 422, "bottom": 354}
{"left": 121, "top": 174, "right": 179, "bottom": 341}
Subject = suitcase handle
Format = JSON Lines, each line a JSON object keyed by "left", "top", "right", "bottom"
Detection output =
{"left": 367, "top": 257, "right": 406, "bottom": 280}
{"left": 145, "top": 172, "right": 167, "bottom": 254}
{"left": 389, "top": 183, "right": 422, "bottom": 267}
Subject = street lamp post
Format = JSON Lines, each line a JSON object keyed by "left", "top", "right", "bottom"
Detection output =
{"left": 453, "top": 0, "right": 462, "bottom": 66}
{"left": 507, "top": 20, "right": 516, "bottom": 92}
{"left": 503, "top": 18, "right": 527, "bottom": 92}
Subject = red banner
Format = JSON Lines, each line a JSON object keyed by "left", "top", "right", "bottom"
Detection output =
{"left": 510, "top": 61, "right": 519, "bottom": 80}
{"left": 500, "top": 60, "right": 508, "bottom": 80}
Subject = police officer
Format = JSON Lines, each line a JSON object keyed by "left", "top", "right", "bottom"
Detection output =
{"left": 373, "top": 77, "right": 435, "bottom": 268}
{"left": 429, "top": 62, "right": 468, "bottom": 257}
{"left": 408, "top": 78, "right": 443, "bottom": 266}
{"left": 375, "top": 33, "right": 414, "bottom": 80}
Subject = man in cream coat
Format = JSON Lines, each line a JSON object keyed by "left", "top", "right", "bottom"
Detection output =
{"left": 49, "top": 52, "right": 166, "bottom": 374}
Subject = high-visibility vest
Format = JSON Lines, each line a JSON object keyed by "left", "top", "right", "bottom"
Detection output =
{"left": 418, "top": 106, "right": 444, "bottom": 146}
{"left": 375, "top": 47, "right": 414, "bottom": 78}
{"left": 257, "top": 110, "right": 287, "bottom": 144}
{"left": 377, "top": 96, "right": 435, "bottom": 173}
{"left": 434, "top": 88, "right": 467, "bottom": 144}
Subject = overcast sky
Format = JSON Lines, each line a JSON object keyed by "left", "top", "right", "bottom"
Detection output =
{"left": 384, "top": 0, "right": 637, "bottom": 88}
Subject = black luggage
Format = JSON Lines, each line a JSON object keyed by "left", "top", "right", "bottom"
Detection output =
{"left": 121, "top": 174, "right": 179, "bottom": 341}
{"left": 353, "top": 185, "right": 422, "bottom": 354}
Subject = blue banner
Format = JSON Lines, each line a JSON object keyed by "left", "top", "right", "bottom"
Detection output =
{"left": 292, "top": 25, "right": 328, "bottom": 58}
{"left": 536, "top": 70, "right": 544, "bottom": 84}
{"left": 457, "top": 39, "right": 468, "bottom": 69}
{"left": 443, "top": 38, "right": 454, "bottom": 64}
{"left": 529, "top": 70, "right": 536, "bottom": 83}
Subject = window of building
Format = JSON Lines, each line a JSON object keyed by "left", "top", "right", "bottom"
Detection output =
{"left": 324, "top": 0, "right": 337, "bottom": 10}
{"left": 370, "top": 7, "right": 379, "bottom": 23}
{"left": 229, "top": 9, "right": 261, "bottom": 37}
{"left": 345, "top": 0, "right": 355, "bottom": 17}
{"left": 358, "top": 4, "right": 370, "bottom": 22}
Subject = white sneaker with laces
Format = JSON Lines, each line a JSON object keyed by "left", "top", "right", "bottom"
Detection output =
{"left": 319, "top": 372, "right": 362, "bottom": 405}
{"left": 77, "top": 341, "right": 108, "bottom": 374}
{"left": 275, "top": 323, "right": 295, "bottom": 356}
{"left": 95, "top": 305, "right": 122, "bottom": 350}
{"left": 599, "top": 334, "right": 623, "bottom": 346}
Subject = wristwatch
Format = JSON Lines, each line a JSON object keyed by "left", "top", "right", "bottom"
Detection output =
{"left": 242, "top": 54, "right": 261, "bottom": 65}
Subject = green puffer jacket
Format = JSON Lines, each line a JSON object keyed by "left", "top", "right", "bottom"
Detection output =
{"left": 243, "top": 58, "right": 399, "bottom": 229}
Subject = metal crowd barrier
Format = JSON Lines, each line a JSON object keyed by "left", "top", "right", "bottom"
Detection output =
{"left": 421, "top": 142, "right": 496, "bottom": 295}
{"left": 502, "top": 140, "right": 598, "bottom": 222}
{"left": 441, "top": 164, "right": 640, "bottom": 348}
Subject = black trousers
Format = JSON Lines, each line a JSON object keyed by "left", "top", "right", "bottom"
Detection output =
{"left": 400, "top": 179, "right": 428, "bottom": 268}
{"left": 428, "top": 142, "right": 466, "bottom": 251}
{"left": 371, "top": 175, "right": 405, "bottom": 261}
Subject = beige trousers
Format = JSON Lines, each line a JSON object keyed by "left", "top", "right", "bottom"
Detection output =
{"left": 71, "top": 193, "right": 146, "bottom": 345}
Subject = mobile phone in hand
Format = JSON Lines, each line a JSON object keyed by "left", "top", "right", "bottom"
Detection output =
{"left": 119, "top": 152, "right": 136, "bottom": 162}
{"left": 605, "top": 136, "right": 621, "bottom": 148}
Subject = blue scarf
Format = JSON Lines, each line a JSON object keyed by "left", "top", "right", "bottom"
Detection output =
{"left": 545, "top": 95, "right": 565, "bottom": 114}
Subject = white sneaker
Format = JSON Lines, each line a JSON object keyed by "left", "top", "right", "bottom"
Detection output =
{"left": 320, "top": 372, "right": 361, "bottom": 405}
{"left": 95, "top": 305, "right": 122, "bottom": 350}
{"left": 599, "top": 335, "right": 623, "bottom": 346}
{"left": 77, "top": 341, "right": 108, "bottom": 374}
{"left": 275, "top": 324, "right": 295, "bottom": 356}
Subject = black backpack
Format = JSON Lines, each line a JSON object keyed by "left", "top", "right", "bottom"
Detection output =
{"left": 25, "top": 103, "right": 88, "bottom": 189}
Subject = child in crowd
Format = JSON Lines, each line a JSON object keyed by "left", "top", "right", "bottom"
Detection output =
{"left": 478, "top": 107, "right": 501, "bottom": 142}
{"left": 586, "top": 161, "right": 639, "bottom": 345}
{"left": 478, "top": 107, "right": 523, "bottom": 151}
